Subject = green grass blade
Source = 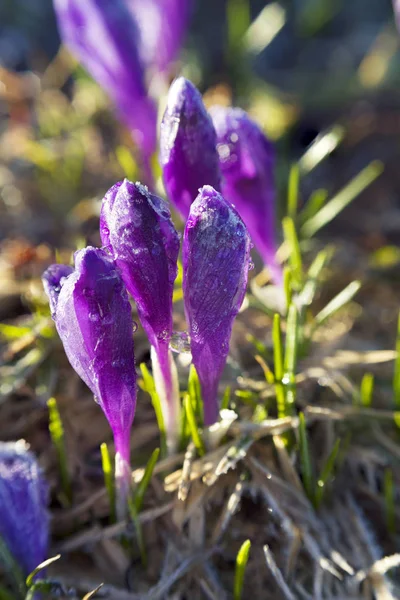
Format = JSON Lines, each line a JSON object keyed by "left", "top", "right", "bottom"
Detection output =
{"left": 287, "top": 164, "right": 300, "bottom": 218}
{"left": 188, "top": 364, "right": 204, "bottom": 424}
{"left": 299, "top": 125, "right": 345, "bottom": 175}
{"left": 82, "top": 584, "right": 104, "bottom": 599}
{"left": 227, "top": 0, "right": 251, "bottom": 53}
{"left": 284, "top": 305, "right": 298, "bottom": 379}
{"left": 393, "top": 312, "right": 400, "bottom": 408}
{"left": 234, "top": 539, "right": 251, "bottom": 600}
{"left": 314, "top": 281, "right": 361, "bottom": 328}
{"left": 360, "top": 373, "right": 374, "bottom": 408}
{"left": 101, "top": 443, "right": 116, "bottom": 523}
{"left": 127, "top": 499, "right": 147, "bottom": 566}
{"left": 301, "top": 160, "right": 383, "bottom": 238}
{"left": 282, "top": 217, "right": 302, "bottom": 286}
{"left": 299, "top": 188, "right": 328, "bottom": 225}
{"left": 26, "top": 555, "right": 61, "bottom": 588}
{"left": 298, "top": 246, "right": 335, "bottom": 307}
{"left": 273, "top": 314, "right": 283, "bottom": 381}
{"left": 47, "top": 397, "right": 72, "bottom": 504}
{"left": 139, "top": 363, "right": 167, "bottom": 456}
{"left": 134, "top": 448, "right": 160, "bottom": 513}
{"left": 298, "top": 413, "right": 313, "bottom": 501}
{"left": 0, "top": 535, "right": 25, "bottom": 599}
{"left": 221, "top": 386, "right": 231, "bottom": 411}
{"left": 184, "top": 394, "right": 205, "bottom": 456}
{"left": 314, "top": 439, "right": 341, "bottom": 508}
{"left": 283, "top": 267, "right": 292, "bottom": 311}
{"left": 384, "top": 468, "right": 395, "bottom": 534}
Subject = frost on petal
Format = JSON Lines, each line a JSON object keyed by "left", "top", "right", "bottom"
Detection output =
{"left": 160, "top": 77, "right": 221, "bottom": 218}
{"left": 0, "top": 441, "right": 49, "bottom": 576}
{"left": 210, "top": 106, "right": 282, "bottom": 285}
{"left": 51, "top": 247, "right": 137, "bottom": 454}
{"left": 42, "top": 263, "right": 74, "bottom": 317}
{"left": 183, "top": 185, "right": 251, "bottom": 425}
{"left": 100, "top": 179, "right": 180, "bottom": 350}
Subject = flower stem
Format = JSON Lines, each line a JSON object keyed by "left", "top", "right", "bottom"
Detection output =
{"left": 151, "top": 343, "right": 181, "bottom": 454}
{"left": 113, "top": 432, "right": 131, "bottom": 521}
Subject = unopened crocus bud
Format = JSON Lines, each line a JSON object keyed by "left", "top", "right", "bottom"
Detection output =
{"left": 210, "top": 107, "right": 282, "bottom": 285}
{"left": 183, "top": 185, "right": 252, "bottom": 425}
{"left": 160, "top": 77, "right": 221, "bottom": 219}
{"left": 53, "top": 0, "right": 157, "bottom": 174}
{"left": 0, "top": 441, "right": 49, "bottom": 577}
{"left": 101, "top": 180, "right": 181, "bottom": 452}
{"left": 127, "top": 0, "right": 192, "bottom": 75}
{"left": 42, "top": 247, "right": 137, "bottom": 517}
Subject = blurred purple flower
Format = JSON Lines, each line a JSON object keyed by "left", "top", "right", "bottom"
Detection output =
{"left": 127, "top": 0, "right": 192, "bottom": 74}
{"left": 160, "top": 77, "right": 221, "bottom": 219}
{"left": 53, "top": 0, "right": 157, "bottom": 168}
{"left": 210, "top": 106, "right": 282, "bottom": 285}
{"left": 42, "top": 247, "right": 137, "bottom": 515}
{"left": 183, "top": 185, "right": 251, "bottom": 425}
{"left": 0, "top": 441, "right": 49, "bottom": 576}
{"left": 101, "top": 180, "right": 181, "bottom": 451}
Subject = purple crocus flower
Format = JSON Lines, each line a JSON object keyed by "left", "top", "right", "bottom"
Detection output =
{"left": 210, "top": 106, "right": 282, "bottom": 285}
{"left": 42, "top": 248, "right": 137, "bottom": 516}
{"left": 127, "top": 0, "right": 192, "bottom": 75}
{"left": 183, "top": 185, "right": 252, "bottom": 425}
{"left": 0, "top": 441, "right": 49, "bottom": 577}
{"left": 53, "top": 0, "right": 157, "bottom": 176}
{"left": 160, "top": 77, "right": 221, "bottom": 219}
{"left": 100, "top": 179, "right": 181, "bottom": 452}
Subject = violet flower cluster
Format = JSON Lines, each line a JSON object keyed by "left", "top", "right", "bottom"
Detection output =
{"left": 161, "top": 77, "right": 282, "bottom": 285}
{"left": 0, "top": 441, "right": 49, "bottom": 577}
{"left": 53, "top": 0, "right": 192, "bottom": 179}
{"left": 42, "top": 76, "right": 281, "bottom": 516}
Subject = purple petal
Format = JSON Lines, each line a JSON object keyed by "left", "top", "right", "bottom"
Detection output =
{"left": 100, "top": 179, "right": 180, "bottom": 351}
{"left": 126, "top": 0, "right": 192, "bottom": 74}
{"left": 0, "top": 441, "right": 49, "bottom": 576}
{"left": 210, "top": 106, "right": 282, "bottom": 285}
{"left": 53, "top": 0, "right": 157, "bottom": 161}
{"left": 53, "top": 247, "right": 137, "bottom": 459}
{"left": 160, "top": 77, "right": 221, "bottom": 218}
{"left": 42, "top": 263, "right": 74, "bottom": 317}
{"left": 183, "top": 185, "right": 251, "bottom": 425}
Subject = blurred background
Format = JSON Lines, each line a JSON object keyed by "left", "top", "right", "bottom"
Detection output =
{"left": 0, "top": 0, "right": 399, "bottom": 316}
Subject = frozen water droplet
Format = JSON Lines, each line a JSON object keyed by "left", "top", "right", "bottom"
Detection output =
{"left": 249, "top": 260, "right": 255, "bottom": 271}
{"left": 89, "top": 312, "right": 100, "bottom": 322}
{"left": 132, "top": 322, "right": 138, "bottom": 333}
{"left": 93, "top": 395, "right": 100, "bottom": 404}
{"left": 170, "top": 331, "right": 191, "bottom": 354}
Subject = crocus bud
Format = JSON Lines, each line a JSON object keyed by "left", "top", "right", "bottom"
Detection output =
{"left": 210, "top": 107, "right": 282, "bottom": 285}
{"left": 160, "top": 77, "right": 221, "bottom": 219}
{"left": 100, "top": 180, "right": 181, "bottom": 452}
{"left": 53, "top": 0, "right": 157, "bottom": 171}
{"left": 42, "top": 247, "right": 137, "bottom": 517}
{"left": 0, "top": 441, "right": 49, "bottom": 577}
{"left": 127, "top": 0, "right": 192, "bottom": 75}
{"left": 183, "top": 185, "right": 252, "bottom": 425}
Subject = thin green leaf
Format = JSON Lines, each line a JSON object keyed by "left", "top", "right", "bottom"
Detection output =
{"left": 283, "top": 217, "right": 302, "bottom": 285}
{"left": 287, "top": 163, "right": 299, "bottom": 218}
{"left": 0, "top": 324, "right": 32, "bottom": 340}
{"left": 299, "top": 188, "right": 328, "bottom": 225}
{"left": 360, "top": 373, "right": 374, "bottom": 408}
{"left": 284, "top": 305, "right": 298, "bottom": 379}
{"left": 0, "top": 535, "right": 25, "bottom": 599}
{"left": 314, "top": 439, "right": 341, "bottom": 508}
{"left": 384, "top": 468, "right": 395, "bottom": 535}
{"left": 134, "top": 448, "right": 160, "bottom": 513}
{"left": 25, "top": 581, "right": 55, "bottom": 600}
{"left": 273, "top": 314, "right": 283, "bottom": 381}
{"left": 298, "top": 413, "right": 313, "bottom": 501}
{"left": 101, "top": 443, "right": 115, "bottom": 523}
{"left": 227, "top": 0, "right": 251, "bottom": 52}
{"left": 246, "top": 333, "right": 268, "bottom": 358}
{"left": 82, "top": 583, "right": 104, "bottom": 600}
{"left": 283, "top": 267, "right": 292, "bottom": 312}
{"left": 139, "top": 363, "right": 167, "bottom": 456}
{"left": 298, "top": 246, "right": 335, "bottom": 308}
{"left": 26, "top": 555, "right": 61, "bottom": 588}
{"left": 299, "top": 125, "right": 345, "bottom": 175}
{"left": 188, "top": 364, "right": 204, "bottom": 424}
{"left": 234, "top": 539, "right": 251, "bottom": 600}
{"left": 301, "top": 161, "right": 383, "bottom": 238}
{"left": 255, "top": 355, "right": 274, "bottom": 385}
{"left": 47, "top": 398, "right": 72, "bottom": 504}
{"left": 127, "top": 499, "right": 146, "bottom": 566}
{"left": 184, "top": 394, "right": 205, "bottom": 456}
{"left": 393, "top": 312, "right": 400, "bottom": 409}
{"left": 221, "top": 386, "right": 231, "bottom": 411}
{"left": 314, "top": 281, "right": 361, "bottom": 328}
